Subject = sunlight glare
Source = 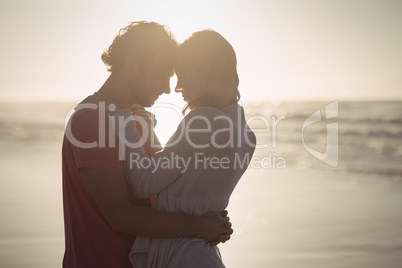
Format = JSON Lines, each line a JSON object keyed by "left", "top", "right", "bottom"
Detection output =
{"left": 150, "top": 74, "right": 186, "bottom": 145}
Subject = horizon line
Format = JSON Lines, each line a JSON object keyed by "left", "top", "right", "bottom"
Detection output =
{"left": 0, "top": 97, "right": 401, "bottom": 104}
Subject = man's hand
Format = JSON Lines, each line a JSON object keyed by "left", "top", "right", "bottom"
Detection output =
{"left": 200, "top": 210, "right": 233, "bottom": 247}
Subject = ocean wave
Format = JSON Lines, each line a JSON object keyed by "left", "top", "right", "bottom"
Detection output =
{"left": 0, "top": 119, "right": 64, "bottom": 142}
{"left": 279, "top": 115, "right": 402, "bottom": 125}
{"left": 353, "top": 117, "right": 402, "bottom": 125}
{"left": 338, "top": 129, "right": 402, "bottom": 138}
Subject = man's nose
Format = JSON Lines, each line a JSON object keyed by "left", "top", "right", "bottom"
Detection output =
{"left": 162, "top": 85, "right": 170, "bottom": 94}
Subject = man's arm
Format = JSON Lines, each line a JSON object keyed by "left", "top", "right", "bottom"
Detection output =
{"left": 80, "top": 167, "right": 232, "bottom": 242}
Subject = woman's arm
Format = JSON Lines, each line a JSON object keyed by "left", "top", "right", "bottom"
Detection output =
{"left": 130, "top": 104, "right": 162, "bottom": 156}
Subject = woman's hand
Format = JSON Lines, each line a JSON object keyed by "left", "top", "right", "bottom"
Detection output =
{"left": 130, "top": 104, "right": 162, "bottom": 155}
{"left": 130, "top": 104, "right": 157, "bottom": 127}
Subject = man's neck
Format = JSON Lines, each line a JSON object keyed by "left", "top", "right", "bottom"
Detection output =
{"left": 96, "top": 73, "right": 135, "bottom": 109}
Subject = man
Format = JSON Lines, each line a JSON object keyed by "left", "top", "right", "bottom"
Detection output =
{"left": 62, "top": 21, "right": 232, "bottom": 267}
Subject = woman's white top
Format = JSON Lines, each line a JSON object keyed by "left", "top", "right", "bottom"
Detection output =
{"left": 113, "top": 103, "right": 256, "bottom": 268}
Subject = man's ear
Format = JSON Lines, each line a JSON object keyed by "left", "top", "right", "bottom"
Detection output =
{"left": 124, "top": 54, "right": 140, "bottom": 76}
{"left": 202, "top": 65, "right": 212, "bottom": 75}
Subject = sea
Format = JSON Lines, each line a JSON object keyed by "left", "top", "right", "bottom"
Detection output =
{"left": 0, "top": 100, "right": 401, "bottom": 267}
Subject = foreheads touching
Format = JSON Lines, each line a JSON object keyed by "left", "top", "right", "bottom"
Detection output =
{"left": 100, "top": 23, "right": 239, "bottom": 110}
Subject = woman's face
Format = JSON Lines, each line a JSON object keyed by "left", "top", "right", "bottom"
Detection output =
{"left": 174, "top": 56, "right": 205, "bottom": 104}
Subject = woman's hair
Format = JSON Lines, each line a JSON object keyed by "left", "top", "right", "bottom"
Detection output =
{"left": 102, "top": 21, "right": 178, "bottom": 72}
{"left": 178, "top": 30, "right": 240, "bottom": 112}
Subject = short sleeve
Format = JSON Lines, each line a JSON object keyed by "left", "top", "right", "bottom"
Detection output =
{"left": 67, "top": 109, "right": 123, "bottom": 170}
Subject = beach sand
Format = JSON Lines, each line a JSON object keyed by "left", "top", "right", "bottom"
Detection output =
{"left": 1, "top": 141, "right": 402, "bottom": 267}
{"left": 221, "top": 168, "right": 402, "bottom": 268}
{"left": 0, "top": 141, "right": 64, "bottom": 268}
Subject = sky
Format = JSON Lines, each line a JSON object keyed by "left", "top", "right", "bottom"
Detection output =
{"left": 0, "top": 0, "right": 401, "bottom": 103}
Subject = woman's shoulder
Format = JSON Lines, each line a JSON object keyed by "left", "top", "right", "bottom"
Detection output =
{"left": 183, "top": 105, "right": 246, "bottom": 133}
{"left": 188, "top": 106, "right": 222, "bottom": 116}
{"left": 181, "top": 106, "right": 227, "bottom": 131}
{"left": 183, "top": 106, "right": 223, "bottom": 122}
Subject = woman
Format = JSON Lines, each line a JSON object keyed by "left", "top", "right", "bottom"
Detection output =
{"left": 114, "top": 30, "right": 256, "bottom": 267}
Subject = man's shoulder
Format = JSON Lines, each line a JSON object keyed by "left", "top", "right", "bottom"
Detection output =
{"left": 64, "top": 100, "right": 107, "bottom": 143}
{"left": 69, "top": 100, "right": 106, "bottom": 125}
{"left": 71, "top": 106, "right": 97, "bottom": 122}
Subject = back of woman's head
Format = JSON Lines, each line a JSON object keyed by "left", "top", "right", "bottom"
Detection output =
{"left": 102, "top": 21, "right": 178, "bottom": 72}
{"left": 178, "top": 30, "right": 240, "bottom": 111}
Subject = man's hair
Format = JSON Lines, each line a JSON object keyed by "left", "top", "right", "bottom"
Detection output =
{"left": 102, "top": 21, "right": 178, "bottom": 72}
{"left": 178, "top": 30, "right": 240, "bottom": 112}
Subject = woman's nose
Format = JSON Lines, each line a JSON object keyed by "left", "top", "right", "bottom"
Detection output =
{"left": 175, "top": 80, "right": 183, "bottom": 92}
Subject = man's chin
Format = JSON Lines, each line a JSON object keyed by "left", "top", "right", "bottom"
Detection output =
{"left": 138, "top": 99, "right": 155, "bottom": 108}
{"left": 136, "top": 94, "right": 160, "bottom": 107}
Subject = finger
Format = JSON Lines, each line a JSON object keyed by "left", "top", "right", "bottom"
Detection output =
{"left": 223, "top": 227, "right": 233, "bottom": 235}
{"left": 131, "top": 108, "right": 145, "bottom": 113}
{"left": 131, "top": 110, "right": 148, "bottom": 115}
{"left": 219, "top": 234, "right": 231, "bottom": 243}
{"left": 131, "top": 104, "right": 145, "bottom": 109}
{"left": 221, "top": 210, "right": 228, "bottom": 217}
{"left": 224, "top": 221, "right": 232, "bottom": 229}
{"left": 132, "top": 112, "right": 152, "bottom": 121}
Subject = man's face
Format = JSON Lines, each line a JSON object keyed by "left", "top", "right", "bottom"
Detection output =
{"left": 130, "top": 57, "right": 174, "bottom": 107}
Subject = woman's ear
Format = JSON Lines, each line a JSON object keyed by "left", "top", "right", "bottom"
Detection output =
{"left": 202, "top": 65, "right": 218, "bottom": 81}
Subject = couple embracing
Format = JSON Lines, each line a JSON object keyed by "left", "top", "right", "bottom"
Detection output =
{"left": 62, "top": 21, "right": 256, "bottom": 267}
